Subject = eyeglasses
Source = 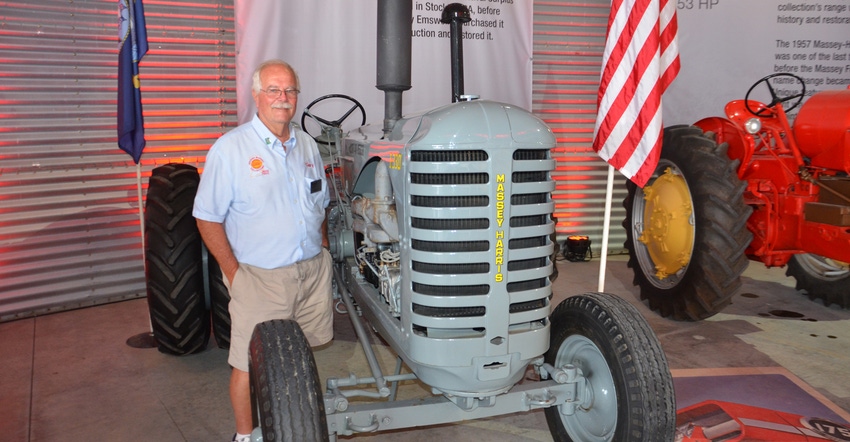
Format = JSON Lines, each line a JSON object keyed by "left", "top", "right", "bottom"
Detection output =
{"left": 260, "top": 87, "right": 300, "bottom": 99}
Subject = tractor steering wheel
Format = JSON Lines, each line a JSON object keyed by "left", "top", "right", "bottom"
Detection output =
{"left": 744, "top": 73, "right": 806, "bottom": 117}
{"left": 300, "top": 94, "right": 366, "bottom": 144}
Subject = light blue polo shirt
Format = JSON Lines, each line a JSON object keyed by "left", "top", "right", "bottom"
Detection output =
{"left": 193, "top": 114, "right": 330, "bottom": 269}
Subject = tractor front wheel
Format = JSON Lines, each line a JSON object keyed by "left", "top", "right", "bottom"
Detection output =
{"left": 249, "top": 319, "right": 328, "bottom": 442}
{"left": 623, "top": 125, "right": 752, "bottom": 320}
{"left": 544, "top": 292, "right": 675, "bottom": 442}
{"left": 787, "top": 254, "right": 850, "bottom": 309}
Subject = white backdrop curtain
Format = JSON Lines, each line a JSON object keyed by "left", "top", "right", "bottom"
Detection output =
{"left": 234, "top": 0, "right": 533, "bottom": 125}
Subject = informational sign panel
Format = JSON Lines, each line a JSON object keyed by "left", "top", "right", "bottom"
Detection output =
{"left": 664, "top": 0, "right": 850, "bottom": 125}
{"left": 235, "top": 0, "right": 532, "bottom": 125}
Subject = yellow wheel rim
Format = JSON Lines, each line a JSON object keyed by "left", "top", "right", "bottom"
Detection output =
{"left": 638, "top": 167, "right": 695, "bottom": 280}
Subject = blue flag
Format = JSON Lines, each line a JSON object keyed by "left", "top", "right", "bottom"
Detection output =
{"left": 117, "top": 0, "right": 148, "bottom": 163}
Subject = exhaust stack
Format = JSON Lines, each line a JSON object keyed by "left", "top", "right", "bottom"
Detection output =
{"left": 376, "top": 0, "right": 412, "bottom": 135}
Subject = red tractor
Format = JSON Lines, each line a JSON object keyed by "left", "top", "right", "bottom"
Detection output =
{"left": 624, "top": 74, "right": 850, "bottom": 320}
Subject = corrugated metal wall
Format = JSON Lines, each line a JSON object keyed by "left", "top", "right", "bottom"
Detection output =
{"left": 532, "top": 1, "right": 628, "bottom": 256}
{"left": 0, "top": 0, "right": 620, "bottom": 320}
{"left": 0, "top": 0, "right": 236, "bottom": 321}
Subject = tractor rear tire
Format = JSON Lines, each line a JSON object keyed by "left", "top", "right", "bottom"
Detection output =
{"left": 623, "top": 125, "right": 752, "bottom": 320}
{"left": 787, "top": 254, "right": 850, "bottom": 309}
{"left": 144, "top": 163, "right": 210, "bottom": 355}
{"left": 544, "top": 292, "right": 675, "bottom": 442}
{"left": 249, "top": 319, "right": 328, "bottom": 442}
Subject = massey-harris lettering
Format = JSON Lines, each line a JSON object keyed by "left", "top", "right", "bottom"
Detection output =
{"left": 494, "top": 173, "right": 505, "bottom": 282}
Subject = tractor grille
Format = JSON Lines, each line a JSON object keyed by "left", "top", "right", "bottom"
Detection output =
{"left": 411, "top": 218, "right": 489, "bottom": 230}
{"left": 411, "top": 172, "right": 488, "bottom": 185}
{"left": 412, "top": 282, "right": 490, "bottom": 296}
{"left": 412, "top": 239, "right": 489, "bottom": 252}
{"left": 411, "top": 150, "right": 489, "bottom": 162}
{"left": 411, "top": 195, "right": 489, "bottom": 207}
{"left": 408, "top": 148, "right": 554, "bottom": 338}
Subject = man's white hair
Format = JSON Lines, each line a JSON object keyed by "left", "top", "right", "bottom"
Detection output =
{"left": 251, "top": 59, "right": 300, "bottom": 93}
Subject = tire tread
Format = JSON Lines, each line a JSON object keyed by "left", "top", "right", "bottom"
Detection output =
{"left": 250, "top": 319, "right": 328, "bottom": 442}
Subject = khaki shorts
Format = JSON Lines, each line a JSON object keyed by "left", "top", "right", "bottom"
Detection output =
{"left": 225, "top": 249, "right": 333, "bottom": 372}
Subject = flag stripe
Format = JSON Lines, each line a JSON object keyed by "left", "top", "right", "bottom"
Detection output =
{"left": 595, "top": 0, "right": 659, "bottom": 158}
{"left": 592, "top": 0, "right": 680, "bottom": 187}
{"left": 609, "top": 57, "right": 665, "bottom": 166}
{"left": 598, "top": 11, "right": 661, "bottom": 162}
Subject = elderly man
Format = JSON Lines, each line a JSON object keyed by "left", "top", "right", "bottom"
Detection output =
{"left": 193, "top": 59, "right": 333, "bottom": 442}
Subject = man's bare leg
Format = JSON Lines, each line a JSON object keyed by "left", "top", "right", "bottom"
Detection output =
{"left": 230, "top": 367, "right": 253, "bottom": 435}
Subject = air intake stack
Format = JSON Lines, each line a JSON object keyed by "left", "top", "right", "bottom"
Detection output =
{"left": 440, "top": 4, "right": 471, "bottom": 103}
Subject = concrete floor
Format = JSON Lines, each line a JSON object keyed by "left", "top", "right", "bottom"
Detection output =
{"left": 2, "top": 255, "right": 849, "bottom": 441}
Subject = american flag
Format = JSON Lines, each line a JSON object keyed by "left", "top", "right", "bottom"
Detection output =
{"left": 592, "top": 0, "right": 680, "bottom": 187}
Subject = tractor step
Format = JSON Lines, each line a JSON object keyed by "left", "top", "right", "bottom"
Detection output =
{"left": 805, "top": 202, "right": 850, "bottom": 226}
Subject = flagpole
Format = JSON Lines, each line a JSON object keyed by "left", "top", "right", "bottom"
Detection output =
{"left": 136, "top": 161, "right": 145, "bottom": 266}
{"left": 125, "top": 160, "right": 158, "bottom": 348}
{"left": 597, "top": 164, "right": 615, "bottom": 292}
{"left": 135, "top": 162, "right": 151, "bottom": 331}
